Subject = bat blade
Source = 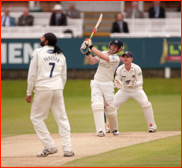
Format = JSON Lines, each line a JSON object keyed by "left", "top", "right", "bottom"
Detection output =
{"left": 90, "top": 13, "right": 103, "bottom": 39}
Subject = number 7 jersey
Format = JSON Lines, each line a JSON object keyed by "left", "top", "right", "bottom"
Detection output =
{"left": 27, "top": 46, "right": 67, "bottom": 96}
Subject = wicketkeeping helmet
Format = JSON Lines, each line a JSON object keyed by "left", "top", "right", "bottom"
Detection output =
{"left": 108, "top": 39, "right": 123, "bottom": 52}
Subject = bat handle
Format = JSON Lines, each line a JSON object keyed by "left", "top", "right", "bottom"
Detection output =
{"left": 90, "top": 33, "right": 93, "bottom": 39}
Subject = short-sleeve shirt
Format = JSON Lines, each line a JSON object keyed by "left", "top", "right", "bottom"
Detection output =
{"left": 115, "top": 63, "right": 143, "bottom": 92}
{"left": 94, "top": 51, "right": 120, "bottom": 82}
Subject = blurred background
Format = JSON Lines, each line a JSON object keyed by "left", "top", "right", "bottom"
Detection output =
{"left": 1, "top": 1, "right": 181, "bottom": 79}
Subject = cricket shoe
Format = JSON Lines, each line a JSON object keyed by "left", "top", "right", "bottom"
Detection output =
{"left": 64, "top": 150, "right": 75, "bottom": 157}
{"left": 112, "top": 130, "right": 119, "bottom": 136}
{"left": 106, "top": 129, "right": 110, "bottom": 133}
{"left": 149, "top": 129, "right": 156, "bottom": 133}
{"left": 37, "top": 147, "right": 58, "bottom": 157}
{"left": 98, "top": 131, "right": 105, "bottom": 137}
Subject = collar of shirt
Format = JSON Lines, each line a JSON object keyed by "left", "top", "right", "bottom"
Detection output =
{"left": 154, "top": 6, "right": 160, "bottom": 13}
{"left": 56, "top": 13, "right": 61, "bottom": 17}
{"left": 117, "top": 21, "right": 123, "bottom": 24}
{"left": 42, "top": 45, "right": 54, "bottom": 49}
{"left": 154, "top": 6, "right": 160, "bottom": 10}
{"left": 56, "top": 13, "right": 62, "bottom": 23}
{"left": 122, "top": 63, "right": 134, "bottom": 72}
{"left": 154, "top": 6, "right": 160, "bottom": 17}
{"left": 132, "top": 9, "right": 138, "bottom": 18}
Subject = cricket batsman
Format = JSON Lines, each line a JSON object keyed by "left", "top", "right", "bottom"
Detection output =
{"left": 80, "top": 38, "right": 123, "bottom": 137}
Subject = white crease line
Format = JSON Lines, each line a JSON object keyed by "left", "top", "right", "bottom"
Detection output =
{"left": 48, "top": 160, "right": 62, "bottom": 165}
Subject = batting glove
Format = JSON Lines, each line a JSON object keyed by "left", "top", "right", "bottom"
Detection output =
{"left": 80, "top": 41, "right": 88, "bottom": 54}
{"left": 85, "top": 48, "right": 91, "bottom": 56}
{"left": 84, "top": 38, "right": 93, "bottom": 48}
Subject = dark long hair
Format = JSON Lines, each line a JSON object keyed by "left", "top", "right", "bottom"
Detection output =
{"left": 44, "top": 32, "right": 63, "bottom": 54}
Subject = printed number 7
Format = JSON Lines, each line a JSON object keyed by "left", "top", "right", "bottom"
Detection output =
{"left": 49, "top": 63, "right": 55, "bottom": 77}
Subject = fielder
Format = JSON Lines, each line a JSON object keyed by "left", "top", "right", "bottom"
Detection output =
{"left": 114, "top": 51, "right": 157, "bottom": 132}
{"left": 25, "top": 32, "right": 74, "bottom": 157}
{"left": 80, "top": 38, "right": 123, "bottom": 137}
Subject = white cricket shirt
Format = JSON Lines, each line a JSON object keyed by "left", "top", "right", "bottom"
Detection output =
{"left": 27, "top": 45, "right": 67, "bottom": 96}
{"left": 115, "top": 63, "right": 143, "bottom": 92}
{"left": 94, "top": 51, "right": 120, "bottom": 82}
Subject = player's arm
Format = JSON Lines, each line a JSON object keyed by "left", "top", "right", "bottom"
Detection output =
{"left": 114, "top": 67, "right": 123, "bottom": 89}
{"left": 80, "top": 40, "right": 99, "bottom": 65}
{"left": 26, "top": 50, "right": 38, "bottom": 103}
{"left": 86, "top": 52, "right": 99, "bottom": 65}
{"left": 134, "top": 66, "right": 143, "bottom": 87}
{"left": 91, "top": 47, "right": 110, "bottom": 62}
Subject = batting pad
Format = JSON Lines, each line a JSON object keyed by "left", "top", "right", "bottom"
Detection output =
{"left": 105, "top": 106, "right": 118, "bottom": 132}
{"left": 142, "top": 101, "right": 157, "bottom": 130}
{"left": 91, "top": 96, "right": 105, "bottom": 135}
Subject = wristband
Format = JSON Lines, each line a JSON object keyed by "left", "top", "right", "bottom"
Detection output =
{"left": 86, "top": 51, "right": 91, "bottom": 56}
{"left": 89, "top": 45, "right": 93, "bottom": 49}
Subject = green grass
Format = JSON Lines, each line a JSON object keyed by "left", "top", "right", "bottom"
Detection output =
{"left": 1, "top": 78, "right": 181, "bottom": 98}
{"left": 1, "top": 79, "right": 181, "bottom": 138}
{"left": 62, "top": 135, "right": 181, "bottom": 167}
{"left": 1, "top": 95, "right": 181, "bottom": 138}
{"left": 1, "top": 79, "right": 181, "bottom": 167}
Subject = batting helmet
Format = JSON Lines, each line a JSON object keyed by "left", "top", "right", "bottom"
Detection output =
{"left": 108, "top": 39, "right": 123, "bottom": 52}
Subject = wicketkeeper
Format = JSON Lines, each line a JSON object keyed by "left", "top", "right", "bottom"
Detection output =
{"left": 114, "top": 51, "right": 157, "bottom": 132}
{"left": 80, "top": 38, "right": 123, "bottom": 137}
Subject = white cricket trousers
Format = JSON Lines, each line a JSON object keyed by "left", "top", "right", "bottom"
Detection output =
{"left": 91, "top": 80, "right": 115, "bottom": 106}
{"left": 114, "top": 89, "right": 149, "bottom": 108}
{"left": 30, "top": 89, "right": 71, "bottom": 151}
{"left": 90, "top": 80, "right": 115, "bottom": 134}
{"left": 114, "top": 88, "right": 157, "bottom": 130}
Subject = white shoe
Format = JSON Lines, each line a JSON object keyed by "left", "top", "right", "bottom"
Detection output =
{"left": 37, "top": 147, "right": 58, "bottom": 157}
{"left": 98, "top": 131, "right": 105, "bottom": 137}
{"left": 106, "top": 129, "right": 110, "bottom": 133}
{"left": 64, "top": 150, "right": 74, "bottom": 157}
{"left": 149, "top": 128, "right": 156, "bottom": 133}
{"left": 112, "top": 130, "right": 119, "bottom": 136}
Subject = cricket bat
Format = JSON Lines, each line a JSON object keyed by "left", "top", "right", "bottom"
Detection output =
{"left": 89, "top": 13, "right": 103, "bottom": 39}
{"left": 82, "top": 13, "right": 103, "bottom": 53}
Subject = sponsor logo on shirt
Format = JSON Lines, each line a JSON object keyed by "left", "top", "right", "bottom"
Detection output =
{"left": 99, "top": 62, "right": 110, "bottom": 68}
{"left": 111, "top": 56, "right": 115, "bottom": 61}
{"left": 122, "top": 76, "right": 126, "bottom": 78}
{"left": 47, "top": 49, "right": 54, "bottom": 54}
{"left": 138, "top": 72, "right": 142, "bottom": 76}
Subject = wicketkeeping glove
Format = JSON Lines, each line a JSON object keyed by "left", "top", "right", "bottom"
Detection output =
{"left": 127, "top": 79, "right": 136, "bottom": 87}
{"left": 114, "top": 80, "right": 122, "bottom": 89}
